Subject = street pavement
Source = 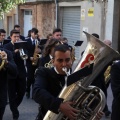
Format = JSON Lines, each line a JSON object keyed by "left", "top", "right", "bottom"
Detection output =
{"left": 3, "top": 85, "right": 112, "bottom": 120}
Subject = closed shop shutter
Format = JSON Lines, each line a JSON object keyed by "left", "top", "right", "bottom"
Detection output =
{"left": 62, "top": 7, "right": 81, "bottom": 59}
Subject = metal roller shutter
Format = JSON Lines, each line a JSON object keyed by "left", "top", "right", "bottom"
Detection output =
{"left": 62, "top": 7, "right": 81, "bottom": 59}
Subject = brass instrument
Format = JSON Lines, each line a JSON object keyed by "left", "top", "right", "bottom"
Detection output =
{"left": 14, "top": 41, "right": 28, "bottom": 60}
{"left": 19, "top": 48, "right": 28, "bottom": 60}
{"left": 44, "top": 59, "right": 53, "bottom": 68}
{"left": 0, "top": 50, "right": 5, "bottom": 70}
{"left": 104, "top": 65, "right": 111, "bottom": 84}
{"left": 43, "top": 32, "right": 120, "bottom": 120}
{"left": 32, "top": 39, "right": 41, "bottom": 66}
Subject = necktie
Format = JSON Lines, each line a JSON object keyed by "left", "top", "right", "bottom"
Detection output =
{"left": 32, "top": 40, "right": 35, "bottom": 45}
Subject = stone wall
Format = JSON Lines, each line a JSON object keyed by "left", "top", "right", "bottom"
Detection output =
{"left": 18, "top": 2, "right": 55, "bottom": 38}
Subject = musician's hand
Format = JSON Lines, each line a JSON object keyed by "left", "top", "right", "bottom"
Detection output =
{"left": 0, "top": 51, "right": 8, "bottom": 64}
{"left": 59, "top": 101, "right": 79, "bottom": 120}
{"left": 95, "top": 111, "right": 104, "bottom": 120}
{"left": 14, "top": 49, "right": 19, "bottom": 53}
{"left": 0, "top": 51, "right": 7, "bottom": 60}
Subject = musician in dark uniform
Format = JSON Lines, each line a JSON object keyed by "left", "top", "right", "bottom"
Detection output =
{"left": 0, "top": 29, "right": 6, "bottom": 48}
{"left": 4, "top": 29, "right": 26, "bottom": 120}
{"left": 7, "top": 25, "right": 25, "bottom": 41}
{"left": 33, "top": 44, "right": 103, "bottom": 120}
{"left": 0, "top": 48, "right": 17, "bottom": 120}
{"left": 25, "top": 27, "right": 41, "bottom": 98}
{"left": 111, "top": 60, "right": 120, "bottom": 120}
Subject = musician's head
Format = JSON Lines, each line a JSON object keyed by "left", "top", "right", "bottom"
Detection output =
{"left": 52, "top": 44, "right": 72, "bottom": 74}
{"left": 43, "top": 38, "right": 61, "bottom": 57}
{"left": 10, "top": 29, "right": 20, "bottom": 43}
{"left": 103, "top": 39, "right": 112, "bottom": 47}
{"left": 31, "top": 28, "right": 39, "bottom": 39}
{"left": 52, "top": 28, "right": 62, "bottom": 40}
{"left": 92, "top": 33, "right": 99, "bottom": 39}
{"left": 14, "top": 25, "right": 20, "bottom": 32}
{"left": 0, "top": 29, "right": 6, "bottom": 42}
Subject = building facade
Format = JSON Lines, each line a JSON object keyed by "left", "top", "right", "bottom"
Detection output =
{"left": 1, "top": 0, "right": 120, "bottom": 53}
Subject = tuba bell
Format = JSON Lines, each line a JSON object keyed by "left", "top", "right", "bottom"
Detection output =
{"left": 43, "top": 32, "right": 120, "bottom": 120}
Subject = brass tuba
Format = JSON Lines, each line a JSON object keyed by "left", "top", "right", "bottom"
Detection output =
{"left": 32, "top": 39, "right": 41, "bottom": 66}
{"left": 43, "top": 32, "right": 120, "bottom": 120}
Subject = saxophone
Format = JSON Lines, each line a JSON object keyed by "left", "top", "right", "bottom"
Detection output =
{"left": 0, "top": 50, "right": 5, "bottom": 70}
{"left": 43, "top": 32, "right": 120, "bottom": 120}
{"left": 32, "top": 39, "right": 41, "bottom": 66}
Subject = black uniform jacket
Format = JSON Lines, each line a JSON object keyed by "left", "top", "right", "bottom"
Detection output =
{"left": 111, "top": 60, "right": 120, "bottom": 120}
{"left": 25, "top": 38, "right": 37, "bottom": 78}
{"left": 0, "top": 48, "right": 17, "bottom": 108}
{"left": 39, "top": 55, "right": 51, "bottom": 67}
{"left": 33, "top": 67, "right": 65, "bottom": 114}
{"left": 4, "top": 42, "right": 26, "bottom": 78}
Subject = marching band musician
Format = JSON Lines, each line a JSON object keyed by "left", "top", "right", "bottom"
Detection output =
{"left": 7, "top": 25, "right": 25, "bottom": 41}
{"left": 0, "top": 29, "right": 7, "bottom": 48}
{"left": 111, "top": 60, "right": 120, "bottom": 120}
{"left": 4, "top": 29, "right": 26, "bottom": 120}
{"left": 25, "top": 27, "right": 41, "bottom": 99}
{"left": 33, "top": 44, "right": 103, "bottom": 120}
{"left": 0, "top": 48, "right": 17, "bottom": 120}
{"left": 36, "top": 39, "right": 61, "bottom": 120}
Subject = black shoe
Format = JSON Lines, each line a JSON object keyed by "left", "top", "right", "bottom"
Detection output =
{"left": 26, "top": 92, "right": 30, "bottom": 99}
{"left": 105, "top": 110, "right": 111, "bottom": 117}
{"left": 13, "top": 109, "right": 19, "bottom": 120}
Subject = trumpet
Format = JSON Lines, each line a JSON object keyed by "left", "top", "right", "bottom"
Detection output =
{"left": 19, "top": 48, "right": 28, "bottom": 60}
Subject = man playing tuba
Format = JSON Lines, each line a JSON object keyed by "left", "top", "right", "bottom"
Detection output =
{"left": 33, "top": 44, "right": 103, "bottom": 120}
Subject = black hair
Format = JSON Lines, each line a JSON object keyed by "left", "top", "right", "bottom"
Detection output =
{"left": 10, "top": 29, "right": 20, "bottom": 36}
{"left": 92, "top": 33, "right": 99, "bottom": 39}
{"left": 53, "top": 28, "right": 62, "bottom": 34}
{"left": 14, "top": 25, "right": 20, "bottom": 29}
{"left": 27, "top": 29, "right": 31, "bottom": 37}
{"left": 53, "top": 44, "right": 71, "bottom": 58}
{"left": 31, "top": 28, "right": 38, "bottom": 34}
{"left": 0, "top": 29, "right": 6, "bottom": 35}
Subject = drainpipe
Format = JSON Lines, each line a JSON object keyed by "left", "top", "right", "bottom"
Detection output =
{"left": 55, "top": 0, "right": 58, "bottom": 28}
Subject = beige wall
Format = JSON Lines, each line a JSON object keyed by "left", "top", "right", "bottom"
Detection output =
{"left": 18, "top": 3, "right": 55, "bottom": 38}
{"left": 3, "top": 8, "right": 17, "bottom": 36}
